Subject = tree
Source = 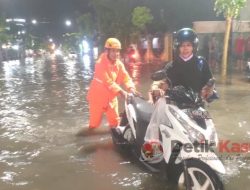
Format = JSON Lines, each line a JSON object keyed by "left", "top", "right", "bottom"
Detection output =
{"left": 214, "top": 0, "right": 247, "bottom": 83}
{"left": 90, "top": 0, "right": 135, "bottom": 48}
{"left": 62, "top": 32, "right": 80, "bottom": 52}
{"left": 131, "top": 6, "right": 154, "bottom": 64}
{"left": 0, "top": 16, "right": 12, "bottom": 62}
{"left": 0, "top": 16, "right": 4, "bottom": 33}
{"left": 76, "top": 13, "right": 95, "bottom": 39}
{"left": 132, "top": 6, "right": 153, "bottom": 32}
{"left": 0, "top": 16, "right": 9, "bottom": 43}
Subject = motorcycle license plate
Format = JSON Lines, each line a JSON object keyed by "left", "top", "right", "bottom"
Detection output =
{"left": 189, "top": 109, "right": 211, "bottom": 119}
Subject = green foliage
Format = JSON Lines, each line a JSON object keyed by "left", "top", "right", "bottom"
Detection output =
{"left": 62, "top": 32, "right": 81, "bottom": 52}
{"left": 132, "top": 6, "right": 153, "bottom": 31}
{"left": 90, "top": 0, "right": 136, "bottom": 47}
{"left": 0, "top": 17, "right": 4, "bottom": 33}
{"left": 0, "top": 33, "right": 10, "bottom": 43}
{"left": 25, "top": 34, "right": 34, "bottom": 49}
{"left": 0, "top": 16, "right": 9, "bottom": 43}
{"left": 76, "top": 13, "right": 95, "bottom": 38}
{"left": 25, "top": 34, "right": 44, "bottom": 50}
{"left": 213, "top": 0, "right": 247, "bottom": 83}
{"left": 214, "top": 0, "right": 247, "bottom": 18}
{"left": 87, "top": 0, "right": 219, "bottom": 47}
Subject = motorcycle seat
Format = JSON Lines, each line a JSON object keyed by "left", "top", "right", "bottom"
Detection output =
{"left": 133, "top": 97, "right": 154, "bottom": 123}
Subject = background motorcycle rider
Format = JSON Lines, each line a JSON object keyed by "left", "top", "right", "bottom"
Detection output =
{"left": 77, "top": 38, "right": 136, "bottom": 136}
{"left": 144, "top": 28, "right": 215, "bottom": 156}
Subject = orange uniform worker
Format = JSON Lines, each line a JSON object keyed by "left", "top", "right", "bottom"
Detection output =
{"left": 87, "top": 38, "right": 136, "bottom": 131}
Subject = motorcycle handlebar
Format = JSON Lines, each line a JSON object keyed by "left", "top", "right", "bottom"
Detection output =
{"left": 150, "top": 61, "right": 172, "bottom": 81}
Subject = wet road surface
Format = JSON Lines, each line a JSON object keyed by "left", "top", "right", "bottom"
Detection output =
{"left": 0, "top": 57, "right": 250, "bottom": 190}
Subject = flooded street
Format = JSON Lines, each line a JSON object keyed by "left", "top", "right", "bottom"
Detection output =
{"left": 0, "top": 57, "right": 250, "bottom": 190}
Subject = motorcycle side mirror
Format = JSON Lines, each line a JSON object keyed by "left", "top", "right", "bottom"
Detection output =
{"left": 151, "top": 70, "right": 167, "bottom": 81}
{"left": 206, "top": 78, "right": 215, "bottom": 87}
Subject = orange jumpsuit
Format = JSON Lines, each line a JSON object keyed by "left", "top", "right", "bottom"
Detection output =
{"left": 87, "top": 53, "right": 135, "bottom": 128}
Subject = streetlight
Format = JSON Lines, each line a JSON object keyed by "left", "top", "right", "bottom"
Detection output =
{"left": 31, "top": 19, "right": 37, "bottom": 25}
{"left": 65, "top": 20, "right": 72, "bottom": 27}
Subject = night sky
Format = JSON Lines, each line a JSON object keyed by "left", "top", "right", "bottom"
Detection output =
{"left": 0, "top": 0, "right": 89, "bottom": 19}
{"left": 0, "top": 0, "right": 90, "bottom": 38}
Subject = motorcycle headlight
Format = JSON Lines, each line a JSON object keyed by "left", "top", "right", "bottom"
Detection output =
{"left": 204, "top": 119, "right": 218, "bottom": 147}
{"left": 209, "top": 128, "right": 218, "bottom": 147}
{"left": 169, "top": 107, "right": 205, "bottom": 144}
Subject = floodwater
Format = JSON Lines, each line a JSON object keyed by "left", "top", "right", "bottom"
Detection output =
{"left": 0, "top": 56, "right": 250, "bottom": 190}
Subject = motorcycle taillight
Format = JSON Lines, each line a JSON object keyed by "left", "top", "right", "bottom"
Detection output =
{"left": 141, "top": 141, "right": 163, "bottom": 159}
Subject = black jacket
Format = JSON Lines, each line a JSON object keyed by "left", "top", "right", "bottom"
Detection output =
{"left": 166, "top": 55, "right": 212, "bottom": 92}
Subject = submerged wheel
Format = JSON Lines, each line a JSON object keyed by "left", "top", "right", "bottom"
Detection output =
{"left": 112, "top": 112, "right": 135, "bottom": 152}
{"left": 123, "top": 125, "right": 135, "bottom": 144}
{"left": 169, "top": 159, "right": 224, "bottom": 190}
{"left": 112, "top": 112, "right": 128, "bottom": 145}
{"left": 112, "top": 125, "right": 134, "bottom": 154}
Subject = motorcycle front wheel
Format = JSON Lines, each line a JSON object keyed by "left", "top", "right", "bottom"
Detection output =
{"left": 169, "top": 159, "right": 224, "bottom": 190}
{"left": 111, "top": 112, "right": 133, "bottom": 152}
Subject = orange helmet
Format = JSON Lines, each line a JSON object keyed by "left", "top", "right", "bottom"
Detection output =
{"left": 104, "top": 38, "right": 121, "bottom": 49}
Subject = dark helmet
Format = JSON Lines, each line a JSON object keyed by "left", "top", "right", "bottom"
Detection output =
{"left": 173, "top": 28, "right": 199, "bottom": 52}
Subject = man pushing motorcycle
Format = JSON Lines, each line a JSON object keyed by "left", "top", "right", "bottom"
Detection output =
{"left": 77, "top": 38, "right": 137, "bottom": 136}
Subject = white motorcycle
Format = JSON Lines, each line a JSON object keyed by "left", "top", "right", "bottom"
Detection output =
{"left": 112, "top": 70, "right": 225, "bottom": 190}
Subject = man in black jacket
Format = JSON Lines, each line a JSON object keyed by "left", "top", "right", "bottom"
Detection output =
{"left": 148, "top": 28, "right": 214, "bottom": 104}
{"left": 168, "top": 28, "right": 213, "bottom": 97}
{"left": 143, "top": 28, "right": 215, "bottom": 160}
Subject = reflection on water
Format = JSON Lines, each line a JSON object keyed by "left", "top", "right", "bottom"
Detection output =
{"left": 0, "top": 58, "right": 250, "bottom": 189}
{"left": 207, "top": 75, "right": 250, "bottom": 189}
{"left": 127, "top": 64, "right": 142, "bottom": 85}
